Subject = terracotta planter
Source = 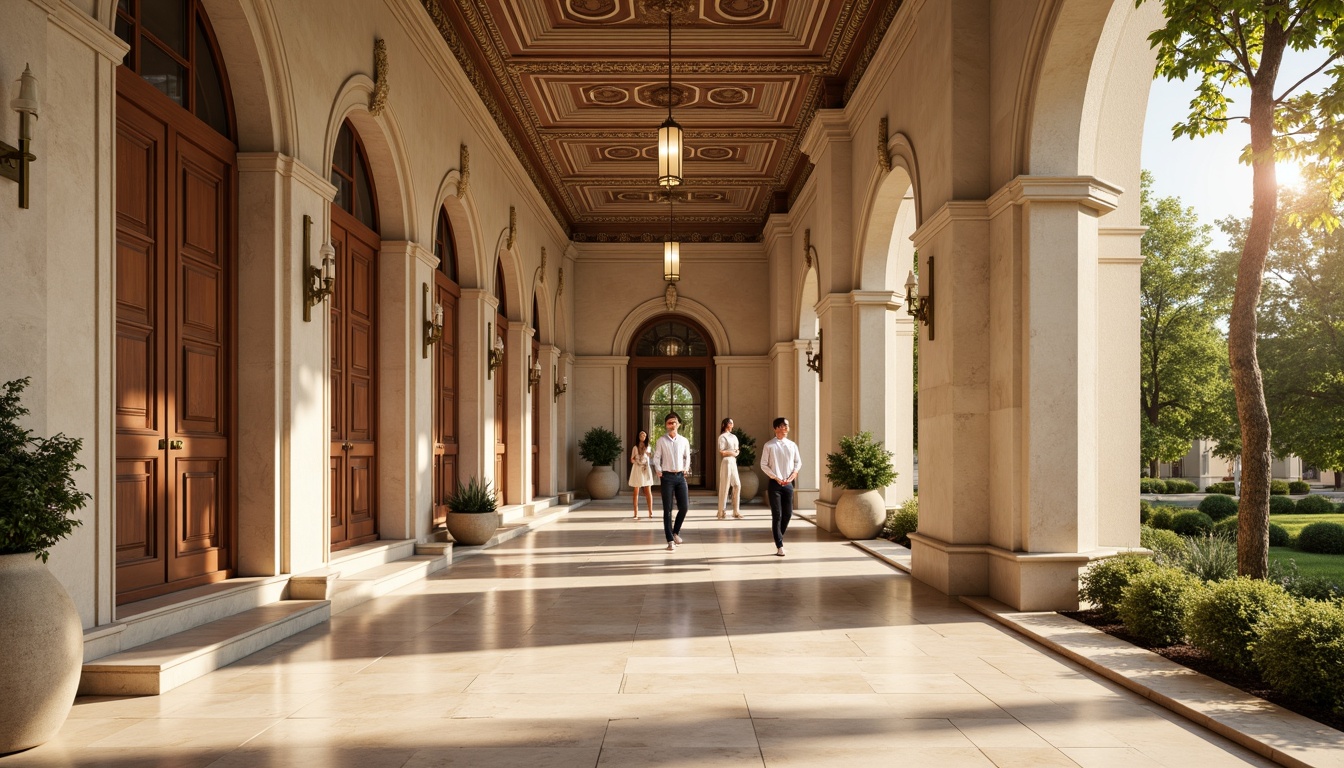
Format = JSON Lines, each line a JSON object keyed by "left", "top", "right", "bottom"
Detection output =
{"left": 834, "top": 489, "right": 886, "bottom": 539}
{"left": 738, "top": 466, "right": 759, "bottom": 501}
{"left": 0, "top": 553, "right": 83, "bottom": 754}
{"left": 586, "top": 464, "right": 620, "bottom": 500}
{"left": 445, "top": 511, "right": 500, "bottom": 546}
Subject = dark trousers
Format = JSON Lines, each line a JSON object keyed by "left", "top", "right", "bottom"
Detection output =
{"left": 660, "top": 472, "right": 689, "bottom": 542}
{"left": 767, "top": 479, "right": 794, "bottom": 548}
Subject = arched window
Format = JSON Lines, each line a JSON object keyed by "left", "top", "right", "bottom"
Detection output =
{"left": 331, "top": 121, "right": 378, "bottom": 232}
{"left": 495, "top": 262, "right": 508, "bottom": 318}
{"left": 115, "top": 0, "right": 233, "bottom": 138}
{"left": 634, "top": 319, "right": 710, "bottom": 357}
{"left": 434, "top": 208, "right": 458, "bottom": 283}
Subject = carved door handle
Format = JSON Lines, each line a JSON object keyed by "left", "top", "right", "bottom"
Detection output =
{"left": 169, "top": 439, "right": 184, "bottom": 450}
{"left": 158, "top": 438, "right": 167, "bottom": 450}
{"left": 342, "top": 442, "right": 353, "bottom": 451}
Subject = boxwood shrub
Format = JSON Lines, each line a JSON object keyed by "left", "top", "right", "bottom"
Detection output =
{"left": 1270, "top": 479, "right": 1290, "bottom": 496}
{"left": 1166, "top": 478, "right": 1198, "bottom": 494}
{"left": 1211, "top": 516, "right": 1285, "bottom": 545}
{"left": 1140, "top": 477, "right": 1167, "bottom": 494}
{"left": 1118, "top": 568, "right": 1206, "bottom": 646}
{"left": 882, "top": 497, "right": 919, "bottom": 547}
{"left": 1297, "top": 522, "right": 1344, "bottom": 555}
{"left": 1254, "top": 600, "right": 1344, "bottom": 714}
{"left": 1171, "top": 510, "right": 1215, "bottom": 537}
{"left": 1269, "top": 495, "right": 1296, "bottom": 516}
{"left": 1139, "top": 499, "right": 1152, "bottom": 525}
{"left": 1140, "top": 526, "right": 1184, "bottom": 561}
{"left": 1205, "top": 481, "right": 1235, "bottom": 495}
{"left": 1079, "top": 554, "right": 1159, "bottom": 620}
{"left": 1185, "top": 577, "right": 1295, "bottom": 674}
{"left": 1197, "top": 494, "right": 1238, "bottom": 521}
{"left": 1295, "top": 494, "right": 1337, "bottom": 515}
{"left": 1148, "top": 507, "right": 1176, "bottom": 531}
{"left": 1288, "top": 480, "right": 1311, "bottom": 495}
{"left": 1284, "top": 575, "right": 1344, "bottom": 603}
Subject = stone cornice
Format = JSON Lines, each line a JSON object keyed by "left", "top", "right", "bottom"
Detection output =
{"left": 815, "top": 291, "right": 855, "bottom": 317}
{"left": 46, "top": 2, "right": 128, "bottom": 63}
{"left": 237, "top": 153, "right": 338, "bottom": 203}
{"left": 761, "top": 215, "right": 794, "bottom": 252}
{"left": 712, "top": 356, "right": 770, "bottom": 367}
{"left": 573, "top": 356, "right": 631, "bottom": 366}
{"left": 910, "top": 201, "right": 990, "bottom": 250}
{"left": 986, "top": 175, "right": 1123, "bottom": 219}
{"left": 800, "top": 109, "right": 853, "bottom": 160}
{"left": 850, "top": 290, "right": 902, "bottom": 309}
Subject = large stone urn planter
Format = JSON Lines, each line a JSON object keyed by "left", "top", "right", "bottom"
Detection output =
{"left": 834, "top": 489, "right": 886, "bottom": 540}
{"left": 586, "top": 464, "right": 620, "bottom": 500}
{"left": 445, "top": 512, "right": 500, "bottom": 546}
{"left": 738, "top": 466, "right": 759, "bottom": 502}
{"left": 0, "top": 553, "right": 83, "bottom": 754}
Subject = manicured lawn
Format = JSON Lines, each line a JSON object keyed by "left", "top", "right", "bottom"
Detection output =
{"left": 1269, "top": 547, "right": 1344, "bottom": 582}
{"left": 1268, "top": 513, "right": 1344, "bottom": 538}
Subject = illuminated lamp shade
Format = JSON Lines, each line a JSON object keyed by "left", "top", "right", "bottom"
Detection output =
{"left": 663, "top": 239, "right": 680, "bottom": 282}
{"left": 658, "top": 116, "right": 683, "bottom": 188}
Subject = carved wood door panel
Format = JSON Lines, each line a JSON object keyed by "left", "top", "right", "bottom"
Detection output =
{"left": 433, "top": 275, "right": 459, "bottom": 526}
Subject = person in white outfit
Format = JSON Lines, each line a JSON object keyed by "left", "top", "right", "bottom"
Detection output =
{"left": 629, "top": 429, "right": 654, "bottom": 519}
{"left": 759, "top": 417, "right": 802, "bottom": 556}
{"left": 716, "top": 417, "right": 742, "bottom": 520}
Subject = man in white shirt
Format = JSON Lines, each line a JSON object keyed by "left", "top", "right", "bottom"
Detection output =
{"left": 759, "top": 417, "right": 802, "bottom": 556}
{"left": 651, "top": 411, "right": 692, "bottom": 551}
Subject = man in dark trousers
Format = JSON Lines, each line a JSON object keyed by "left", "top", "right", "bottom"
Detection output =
{"left": 759, "top": 417, "right": 801, "bottom": 556}
{"left": 651, "top": 411, "right": 692, "bottom": 551}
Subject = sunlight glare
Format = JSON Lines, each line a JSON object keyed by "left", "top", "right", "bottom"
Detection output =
{"left": 1276, "top": 161, "right": 1303, "bottom": 189}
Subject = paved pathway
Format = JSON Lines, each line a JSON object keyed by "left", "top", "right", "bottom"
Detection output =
{"left": 12, "top": 500, "right": 1274, "bottom": 767}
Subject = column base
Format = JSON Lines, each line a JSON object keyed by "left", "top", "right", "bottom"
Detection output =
{"left": 813, "top": 499, "right": 837, "bottom": 533}
{"left": 908, "top": 532, "right": 1127, "bottom": 611}
{"left": 794, "top": 487, "right": 819, "bottom": 514}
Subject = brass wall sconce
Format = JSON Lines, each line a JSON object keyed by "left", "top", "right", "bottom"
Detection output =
{"left": 1, "top": 65, "right": 39, "bottom": 209}
{"left": 422, "top": 283, "right": 444, "bottom": 359}
{"left": 302, "top": 214, "right": 336, "bottom": 322}
{"left": 805, "top": 329, "right": 823, "bottom": 381}
{"left": 553, "top": 364, "right": 568, "bottom": 402}
{"left": 905, "top": 255, "right": 934, "bottom": 340}
{"left": 486, "top": 322, "right": 505, "bottom": 378}
{"left": 527, "top": 355, "right": 541, "bottom": 392}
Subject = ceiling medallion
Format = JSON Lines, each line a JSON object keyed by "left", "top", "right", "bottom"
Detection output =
{"left": 586, "top": 85, "right": 630, "bottom": 105}
{"left": 717, "top": 0, "right": 769, "bottom": 20}
{"left": 643, "top": 84, "right": 688, "bottom": 109}
{"left": 567, "top": 0, "right": 619, "bottom": 20}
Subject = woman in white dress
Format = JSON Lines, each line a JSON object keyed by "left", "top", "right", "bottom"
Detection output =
{"left": 629, "top": 430, "right": 654, "bottom": 519}
{"left": 717, "top": 418, "right": 742, "bottom": 519}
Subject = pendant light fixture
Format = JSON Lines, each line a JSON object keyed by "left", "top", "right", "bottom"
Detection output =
{"left": 657, "top": 4, "right": 683, "bottom": 188}
{"left": 664, "top": 186, "right": 680, "bottom": 282}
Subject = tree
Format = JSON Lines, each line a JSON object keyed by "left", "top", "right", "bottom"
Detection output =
{"left": 1139, "top": 0, "right": 1344, "bottom": 578}
{"left": 1140, "top": 172, "right": 1233, "bottom": 478}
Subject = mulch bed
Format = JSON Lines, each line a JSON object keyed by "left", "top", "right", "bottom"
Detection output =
{"left": 1061, "top": 609, "right": 1344, "bottom": 733}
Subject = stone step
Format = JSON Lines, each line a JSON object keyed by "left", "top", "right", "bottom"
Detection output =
{"left": 327, "top": 539, "right": 418, "bottom": 578}
{"left": 79, "top": 600, "right": 329, "bottom": 696}
{"left": 329, "top": 554, "right": 448, "bottom": 614}
{"left": 451, "top": 500, "right": 585, "bottom": 560}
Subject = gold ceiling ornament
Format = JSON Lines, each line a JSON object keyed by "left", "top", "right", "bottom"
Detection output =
{"left": 803, "top": 228, "right": 819, "bottom": 270}
{"left": 556, "top": 266, "right": 564, "bottom": 299}
{"left": 369, "top": 39, "right": 390, "bottom": 117}
{"left": 877, "top": 116, "right": 891, "bottom": 173}
{"left": 457, "top": 143, "right": 470, "bottom": 199}
{"left": 507, "top": 206, "right": 517, "bottom": 250}
{"left": 534, "top": 246, "right": 547, "bottom": 286}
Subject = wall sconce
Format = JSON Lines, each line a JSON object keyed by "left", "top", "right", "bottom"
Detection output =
{"left": 805, "top": 329, "right": 823, "bottom": 381}
{"left": 487, "top": 322, "right": 505, "bottom": 378}
{"left": 905, "top": 255, "right": 934, "bottom": 340}
{"left": 527, "top": 355, "right": 541, "bottom": 392}
{"left": 422, "top": 283, "right": 444, "bottom": 359}
{"left": 1, "top": 65, "right": 39, "bottom": 209}
{"left": 302, "top": 214, "right": 336, "bottom": 322}
{"left": 553, "top": 364, "right": 568, "bottom": 402}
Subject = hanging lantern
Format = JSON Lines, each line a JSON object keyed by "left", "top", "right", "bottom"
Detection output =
{"left": 658, "top": 116, "right": 683, "bottom": 188}
{"left": 663, "top": 238, "right": 680, "bottom": 282}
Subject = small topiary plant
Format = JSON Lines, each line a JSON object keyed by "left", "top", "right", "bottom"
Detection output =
{"left": 1139, "top": 499, "right": 1152, "bottom": 525}
{"left": 1212, "top": 518, "right": 1290, "bottom": 548}
{"left": 1185, "top": 577, "right": 1295, "bottom": 674}
{"left": 1269, "top": 522, "right": 1291, "bottom": 548}
{"left": 1140, "top": 477, "right": 1167, "bottom": 494}
{"left": 445, "top": 476, "right": 497, "bottom": 513}
{"left": 825, "top": 431, "right": 897, "bottom": 490}
{"left": 1171, "top": 510, "right": 1214, "bottom": 537}
{"left": 1295, "top": 494, "right": 1337, "bottom": 515}
{"left": 1141, "top": 526, "right": 1185, "bottom": 563}
{"left": 1165, "top": 478, "right": 1198, "bottom": 494}
{"left": 578, "top": 426, "right": 622, "bottom": 467}
{"left": 882, "top": 497, "right": 918, "bottom": 547}
{"left": 0, "top": 378, "right": 90, "bottom": 562}
{"left": 1079, "top": 554, "right": 1160, "bottom": 620}
{"left": 1270, "top": 479, "right": 1290, "bottom": 496}
{"left": 1297, "top": 522, "right": 1344, "bottom": 555}
{"left": 1118, "top": 568, "right": 1206, "bottom": 646}
{"left": 1288, "top": 480, "right": 1311, "bottom": 495}
{"left": 1205, "top": 481, "right": 1235, "bottom": 495}
{"left": 1254, "top": 599, "right": 1344, "bottom": 714}
{"left": 1148, "top": 507, "right": 1176, "bottom": 530}
{"left": 1269, "top": 495, "right": 1296, "bottom": 516}
{"left": 1197, "top": 494, "right": 1238, "bottom": 521}
{"left": 731, "top": 427, "right": 756, "bottom": 468}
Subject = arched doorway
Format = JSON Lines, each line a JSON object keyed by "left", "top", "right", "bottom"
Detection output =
{"left": 627, "top": 316, "right": 716, "bottom": 490}
{"left": 431, "top": 206, "right": 460, "bottom": 528}
{"left": 493, "top": 262, "right": 509, "bottom": 506}
{"left": 113, "top": 0, "right": 238, "bottom": 603}
{"left": 329, "top": 119, "right": 381, "bottom": 551}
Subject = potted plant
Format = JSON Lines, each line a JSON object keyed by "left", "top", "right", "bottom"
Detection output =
{"left": 579, "top": 426, "right": 622, "bottom": 500}
{"left": 0, "top": 377, "right": 89, "bottom": 754}
{"left": 444, "top": 476, "right": 499, "bottom": 546}
{"left": 732, "top": 426, "right": 760, "bottom": 501}
{"left": 825, "top": 431, "right": 897, "bottom": 539}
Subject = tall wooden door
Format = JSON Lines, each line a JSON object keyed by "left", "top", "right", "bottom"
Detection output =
{"left": 432, "top": 210, "right": 460, "bottom": 527}
{"left": 114, "top": 67, "right": 236, "bottom": 603}
{"left": 531, "top": 326, "right": 540, "bottom": 499}
{"left": 493, "top": 315, "right": 508, "bottom": 506}
{"left": 329, "top": 207, "right": 380, "bottom": 550}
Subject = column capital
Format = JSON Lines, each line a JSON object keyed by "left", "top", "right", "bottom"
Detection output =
{"left": 237, "top": 152, "right": 337, "bottom": 202}
{"left": 851, "top": 290, "right": 903, "bottom": 309}
{"left": 986, "top": 175, "right": 1123, "bottom": 218}
{"left": 800, "top": 109, "right": 852, "bottom": 158}
{"left": 815, "top": 292, "right": 854, "bottom": 317}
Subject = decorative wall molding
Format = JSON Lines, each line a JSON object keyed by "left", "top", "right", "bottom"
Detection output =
{"left": 507, "top": 205, "right": 517, "bottom": 250}
{"left": 877, "top": 116, "right": 891, "bottom": 173}
{"left": 369, "top": 38, "right": 390, "bottom": 116}
{"left": 456, "top": 143, "right": 470, "bottom": 198}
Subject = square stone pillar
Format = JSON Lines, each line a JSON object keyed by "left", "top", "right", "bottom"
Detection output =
{"left": 376, "top": 240, "right": 430, "bottom": 541}
{"left": 457, "top": 289, "right": 492, "bottom": 485}
{"left": 813, "top": 293, "right": 854, "bottom": 532}
{"left": 505, "top": 320, "right": 532, "bottom": 504}
{"left": 537, "top": 343, "right": 561, "bottom": 497}
{"left": 852, "top": 291, "right": 915, "bottom": 505}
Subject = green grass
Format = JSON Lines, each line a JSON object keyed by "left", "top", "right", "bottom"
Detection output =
{"left": 1269, "top": 547, "right": 1344, "bottom": 582}
{"left": 1268, "top": 513, "right": 1344, "bottom": 538}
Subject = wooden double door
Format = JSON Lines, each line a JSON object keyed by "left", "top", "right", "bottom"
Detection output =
{"left": 114, "top": 69, "right": 236, "bottom": 603}
{"left": 432, "top": 273, "right": 460, "bottom": 526}
{"left": 329, "top": 207, "right": 381, "bottom": 550}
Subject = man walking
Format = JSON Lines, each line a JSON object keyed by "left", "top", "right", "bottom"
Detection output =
{"left": 759, "top": 417, "right": 801, "bottom": 556}
{"left": 651, "top": 411, "right": 692, "bottom": 551}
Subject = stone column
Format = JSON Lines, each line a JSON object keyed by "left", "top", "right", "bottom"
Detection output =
{"left": 457, "top": 288, "right": 492, "bottom": 485}
{"left": 1098, "top": 226, "right": 1144, "bottom": 548}
{"left": 557, "top": 351, "right": 575, "bottom": 492}
{"left": 505, "top": 320, "right": 532, "bottom": 504}
{"left": 813, "top": 292, "right": 855, "bottom": 532}
{"left": 852, "top": 291, "right": 915, "bottom": 504}
{"left": 787, "top": 340, "right": 820, "bottom": 509}
{"left": 537, "top": 343, "right": 561, "bottom": 497}
{"left": 376, "top": 240, "right": 429, "bottom": 540}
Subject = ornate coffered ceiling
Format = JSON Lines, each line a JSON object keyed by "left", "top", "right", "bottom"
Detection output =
{"left": 423, "top": 0, "right": 899, "bottom": 242}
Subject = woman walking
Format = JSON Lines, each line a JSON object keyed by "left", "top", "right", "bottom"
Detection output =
{"left": 717, "top": 418, "right": 742, "bottom": 520}
{"left": 629, "top": 429, "right": 654, "bottom": 519}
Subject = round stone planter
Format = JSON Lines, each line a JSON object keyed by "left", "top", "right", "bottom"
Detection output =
{"left": 586, "top": 464, "right": 620, "bottom": 500}
{"left": 0, "top": 553, "right": 83, "bottom": 755}
{"left": 444, "top": 511, "right": 500, "bottom": 546}
{"left": 834, "top": 488, "right": 886, "bottom": 540}
{"left": 738, "top": 466, "right": 759, "bottom": 502}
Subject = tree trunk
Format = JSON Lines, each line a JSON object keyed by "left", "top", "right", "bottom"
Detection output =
{"left": 1149, "top": 458, "right": 1160, "bottom": 479}
{"left": 1335, "top": 470, "right": 1342, "bottom": 490}
{"left": 1233, "top": 20, "right": 1287, "bottom": 580}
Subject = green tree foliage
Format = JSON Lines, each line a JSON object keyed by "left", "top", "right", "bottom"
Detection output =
{"left": 0, "top": 378, "right": 89, "bottom": 562}
{"left": 1138, "top": 0, "right": 1344, "bottom": 578}
{"left": 1140, "top": 172, "right": 1233, "bottom": 476}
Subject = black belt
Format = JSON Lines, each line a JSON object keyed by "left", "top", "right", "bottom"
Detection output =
{"left": 663, "top": 471, "right": 685, "bottom": 476}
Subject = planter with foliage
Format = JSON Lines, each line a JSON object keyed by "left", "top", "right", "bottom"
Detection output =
{"left": 579, "top": 426, "right": 622, "bottom": 500}
{"left": 825, "top": 431, "right": 897, "bottom": 539}
{"left": 732, "top": 427, "right": 759, "bottom": 501}
{"left": 444, "top": 476, "right": 499, "bottom": 546}
{"left": 0, "top": 378, "right": 89, "bottom": 754}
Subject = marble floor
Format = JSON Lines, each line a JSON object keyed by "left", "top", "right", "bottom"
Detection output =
{"left": 8, "top": 501, "right": 1276, "bottom": 767}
